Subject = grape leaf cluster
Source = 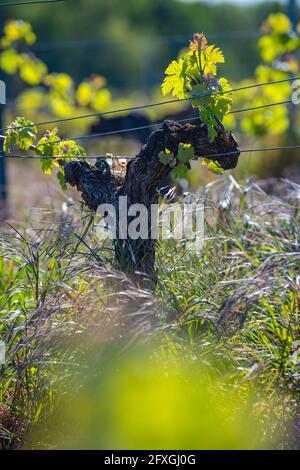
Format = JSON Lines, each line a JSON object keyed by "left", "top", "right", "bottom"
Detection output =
{"left": 162, "top": 33, "right": 232, "bottom": 143}
{"left": 4, "top": 118, "right": 86, "bottom": 190}
{"left": 160, "top": 33, "right": 230, "bottom": 178}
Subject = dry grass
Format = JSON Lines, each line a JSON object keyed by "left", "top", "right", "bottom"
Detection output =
{"left": 0, "top": 176, "right": 299, "bottom": 448}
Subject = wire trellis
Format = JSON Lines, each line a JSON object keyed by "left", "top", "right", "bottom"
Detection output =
{"left": 3, "top": 145, "right": 300, "bottom": 161}
{"left": 0, "top": 98, "right": 295, "bottom": 143}
{"left": 67, "top": 99, "right": 295, "bottom": 142}
{"left": 0, "top": 0, "right": 66, "bottom": 7}
{"left": 0, "top": 76, "right": 298, "bottom": 133}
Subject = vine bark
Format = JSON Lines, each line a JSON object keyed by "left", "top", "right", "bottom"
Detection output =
{"left": 64, "top": 119, "right": 240, "bottom": 287}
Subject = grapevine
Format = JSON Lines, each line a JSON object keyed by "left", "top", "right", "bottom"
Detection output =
{"left": 160, "top": 32, "right": 232, "bottom": 177}
{"left": 231, "top": 12, "right": 300, "bottom": 138}
{"left": 2, "top": 32, "right": 235, "bottom": 186}
{"left": 0, "top": 20, "right": 112, "bottom": 122}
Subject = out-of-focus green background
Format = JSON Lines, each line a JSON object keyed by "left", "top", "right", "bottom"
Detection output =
{"left": 1, "top": 0, "right": 300, "bottom": 214}
{"left": 1, "top": 0, "right": 288, "bottom": 97}
{"left": 1, "top": 2, "right": 300, "bottom": 451}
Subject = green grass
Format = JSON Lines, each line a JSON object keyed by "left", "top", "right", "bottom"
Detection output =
{"left": 0, "top": 176, "right": 299, "bottom": 449}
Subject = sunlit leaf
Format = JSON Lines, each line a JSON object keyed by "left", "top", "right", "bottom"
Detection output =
{"left": 4, "top": 117, "right": 37, "bottom": 153}
{"left": 201, "top": 158, "right": 224, "bottom": 175}
{"left": 263, "top": 13, "right": 291, "bottom": 35}
{"left": 177, "top": 143, "right": 194, "bottom": 163}
{"left": 201, "top": 45, "right": 224, "bottom": 76}
{"left": 76, "top": 82, "right": 93, "bottom": 106}
{"left": 2, "top": 20, "right": 36, "bottom": 47}
{"left": 0, "top": 48, "right": 21, "bottom": 74}
{"left": 173, "top": 163, "right": 189, "bottom": 179}
{"left": 162, "top": 58, "right": 189, "bottom": 99}
{"left": 159, "top": 149, "right": 175, "bottom": 166}
{"left": 19, "top": 55, "right": 48, "bottom": 85}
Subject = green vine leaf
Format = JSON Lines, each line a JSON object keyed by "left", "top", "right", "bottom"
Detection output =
{"left": 0, "top": 48, "right": 22, "bottom": 75}
{"left": 177, "top": 143, "right": 194, "bottom": 163}
{"left": 4, "top": 117, "right": 37, "bottom": 152}
{"left": 36, "top": 128, "right": 60, "bottom": 155}
{"left": 19, "top": 54, "right": 48, "bottom": 85}
{"left": 57, "top": 168, "right": 67, "bottom": 191}
{"left": 198, "top": 44, "right": 224, "bottom": 76}
{"left": 201, "top": 158, "right": 224, "bottom": 175}
{"left": 1, "top": 20, "right": 36, "bottom": 47}
{"left": 54, "top": 140, "right": 86, "bottom": 159}
{"left": 3, "top": 116, "right": 87, "bottom": 191}
{"left": 161, "top": 58, "right": 189, "bottom": 99}
{"left": 159, "top": 149, "right": 175, "bottom": 166}
{"left": 172, "top": 143, "right": 195, "bottom": 179}
{"left": 199, "top": 108, "right": 218, "bottom": 142}
{"left": 173, "top": 164, "right": 189, "bottom": 179}
{"left": 160, "top": 144, "right": 194, "bottom": 179}
{"left": 36, "top": 128, "right": 61, "bottom": 174}
{"left": 162, "top": 33, "right": 230, "bottom": 142}
{"left": 36, "top": 129, "right": 86, "bottom": 183}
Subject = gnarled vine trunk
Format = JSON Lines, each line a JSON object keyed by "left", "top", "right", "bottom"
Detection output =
{"left": 64, "top": 120, "right": 239, "bottom": 288}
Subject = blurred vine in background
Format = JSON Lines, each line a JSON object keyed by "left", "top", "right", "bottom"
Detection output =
{"left": 0, "top": 20, "right": 112, "bottom": 123}
{"left": 226, "top": 12, "right": 300, "bottom": 138}
{"left": 2, "top": 29, "right": 234, "bottom": 186}
{"left": 1, "top": 13, "right": 300, "bottom": 186}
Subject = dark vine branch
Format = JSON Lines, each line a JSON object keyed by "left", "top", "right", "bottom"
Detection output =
{"left": 64, "top": 119, "right": 240, "bottom": 288}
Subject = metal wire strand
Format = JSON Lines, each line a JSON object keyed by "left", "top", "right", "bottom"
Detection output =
{"left": 67, "top": 99, "right": 295, "bottom": 142}
{"left": 0, "top": 0, "right": 66, "bottom": 7}
{"left": 0, "top": 76, "right": 298, "bottom": 133}
{"left": 3, "top": 144, "right": 300, "bottom": 160}
{"left": 0, "top": 99, "right": 296, "bottom": 155}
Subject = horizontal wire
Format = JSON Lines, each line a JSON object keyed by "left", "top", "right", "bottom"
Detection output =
{"left": 0, "top": 99, "right": 295, "bottom": 151}
{"left": 67, "top": 99, "right": 295, "bottom": 142}
{"left": 0, "top": 99, "right": 294, "bottom": 144}
{"left": 204, "top": 145, "right": 300, "bottom": 159}
{"left": 32, "top": 30, "right": 260, "bottom": 52}
{"left": 230, "top": 99, "right": 294, "bottom": 115}
{"left": 3, "top": 145, "right": 300, "bottom": 161}
{"left": 0, "top": 0, "right": 65, "bottom": 6}
{"left": 1, "top": 154, "right": 129, "bottom": 160}
{"left": 0, "top": 76, "right": 298, "bottom": 133}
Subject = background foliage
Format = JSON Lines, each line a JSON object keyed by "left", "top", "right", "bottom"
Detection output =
{"left": 0, "top": 0, "right": 288, "bottom": 95}
{"left": 0, "top": 0, "right": 300, "bottom": 451}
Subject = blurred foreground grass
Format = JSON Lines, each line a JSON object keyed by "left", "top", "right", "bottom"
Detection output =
{"left": 29, "top": 346, "right": 274, "bottom": 450}
{"left": 0, "top": 176, "right": 299, "bottom": 449}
